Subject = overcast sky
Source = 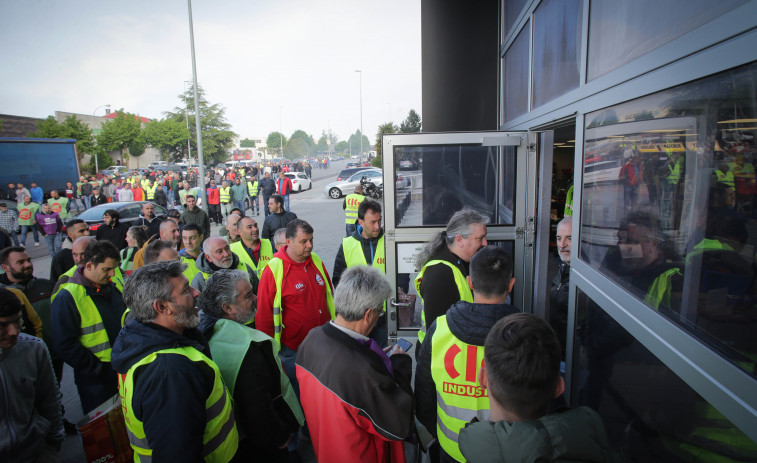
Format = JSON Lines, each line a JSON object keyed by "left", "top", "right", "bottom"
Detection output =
{"left": 0, "top": 0, "right": 421, "bottom": 145}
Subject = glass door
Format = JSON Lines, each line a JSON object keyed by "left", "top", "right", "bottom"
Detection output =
{"left": 381, "top": 131, "right": 534, "bottom": 342}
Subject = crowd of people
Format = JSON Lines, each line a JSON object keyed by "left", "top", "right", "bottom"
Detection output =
{"left": 0, "top": 182, "right": 626, "bottom": 463}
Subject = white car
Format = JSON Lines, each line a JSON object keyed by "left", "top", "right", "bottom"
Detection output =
{"left": 324, "top": 168, "right": 383, "bottom": 199}
{"left": 284, "top": 172, "right": 312, "bottom": 192}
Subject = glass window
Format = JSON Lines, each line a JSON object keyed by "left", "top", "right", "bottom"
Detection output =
{"left": 587, "top": 0, "right": 746, "bottom": 80}
{"left": 579, "top": 62, "right": 757, "bottom": 378}
{"left": 532, "top": 0, "right": 582, "bottom": 108}
{"left": 503, "top": 0, "right": 528, "bottom": 38}
{"left": 503, "top": 22, "right": 530, "bottom": 123}
{"left": 397, "top": 241, "right": 515, "bottom": 330}
{"left": 573, "top": 290, "right": 757, "bottom": 461}
{"left": 393, "top": 145, "right": 516, "bottom": 227}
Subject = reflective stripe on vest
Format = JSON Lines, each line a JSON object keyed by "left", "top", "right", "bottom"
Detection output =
{"left": 230, "top": 240, "right": 274, "bottom": 279}
{"left": 644, "top": 268, "right": 682, "bottom": 311}
{"left": 140, "top": 179, "right": 151, "bottom": 190}
{"left": 414, "top": 260, "right": 473, "bottom": 345}
{"left": 51, "top": 265, "right": 79, "bottom": 301}
{"left": 715, "top": 170, "right": 735, "bottom": 189}
{"left": 343, "top": 236, "right": 385, "bottom": 310}
{"left": 667, "top": 158, "right": 682, "bottom": 184}
{"left": 209, "top": 319, "right": 305, "bottom": 426}
{"left": 344, "top": 194, "right": 364, "bottom": 224}
{"left": 144, "top": 184, "right": 157, "bottom": 200}
{"left": 182, "top": 256, "right": 201, "bottom": 283}
{"left": 430, "top": 316, "right": 490, "bottom": 461}
{"left": 112, "top": 267, "right": 125, "bottom": 293}
{"left": 247, "top": 181, "right": 259, "bottom": 196}
{"left": 219, "top": 187, "right": 231, "bottom": 203}
{"left": 59, "top": 282, "right": 113, "bottom": 361}
{"left": 118, "top": 346, "right": 238, "bottom": 462}
{"left": 266, "top": 253, "right": 335, "bottom": 346}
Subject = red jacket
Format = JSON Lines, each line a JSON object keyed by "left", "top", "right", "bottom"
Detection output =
{"left": 256, "top": 247, "right": 333, "bottom": 351}
{"left": 207, "top": 186, "right": 220, "bottom": 205}
{"left": 296, "top": 323, "right": 414, "bottom": 463}
{"left": 276, "top": 177, "right": 293, "bottom": 196}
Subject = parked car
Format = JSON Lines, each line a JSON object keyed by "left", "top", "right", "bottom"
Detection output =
{"left": 346, "top": 162, "right": 360, "bottom": 168}
{"left": 71, "top": 201, "right": 168, "bottom": 232}
{"left": 324, "top": 168, "right": 383, "bottom": 199}
{"left": 336, "top": 166, "right": 373, "bottom": 181}
{"left": 396, "top": 173, "right": 410, "bottom": 189}
{"left": 399, "top": 159, "right": 418, "bottom": 170}
{"left": 284, "top": 172, "right": 312, "bottom": 192}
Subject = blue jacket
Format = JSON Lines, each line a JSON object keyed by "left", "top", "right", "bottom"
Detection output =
{"left": 111, "top": 319, "right": 216, "bottom": 462}
{"left": 50, "top": 268, "right": 126, "bottom": 386}
{"left": 30, "top": 186, "right": 44, "bottom": 203}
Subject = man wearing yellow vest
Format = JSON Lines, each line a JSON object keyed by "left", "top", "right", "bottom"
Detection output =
{"left": 256, "top": 219, "right": 334, "bottom": 423}
{"left": 143, "top": 179, "right": 158, "bottom": 201}
{"left": 231, "top": 217, "right": 274, "bottom": 279}
{"left": 246, "top": 175, "right": 260, "bottom": 216}
{"left": 219, "top": 180, "right": 233, "bottom": 221}
{"left": 50, "top": 240, "right": 126, "bottom": 413}
{"left": 415, "top": 208, "right": 489, "bottom": 346}
{"left": 179, "top": 223, "right": 203, "bottom": 283}
{"left": 332, "top": 199, "right": 390, "bottom": 344}
{"left": 342, "top": 184, "right": 365, "bottom": 237}
{"left": 415, "top": 246, "right": 518, "bottom": 462}
{"left": 191, "top": 237, "right": 258, "bottom": 294}
{"left": 199, "top": 270, "right": 303, "bottom": 462}
{"left": 112, "top": 261, "right": 239, "bottom": 462}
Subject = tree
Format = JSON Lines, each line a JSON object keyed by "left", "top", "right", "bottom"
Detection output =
{"left": 374, "top": 122, "right": 398, "bottom": 167}
{"left": 31, "top": 115, "right": 100, "bottom": 163}
{"left": 335, "top": 140, "right": 349, "bottom": 153}
{"left": 290, "top": 130, "right": 315, "bottom": 150}
{"left": 284, "top": 137, "right": 310, "bottom": 159}
{"left": 163, "top": 84, "right": 237, "bottom": 165}
{"left": 348, "top": 130, "right": 370, "bottom": 155}
{"left": 128, "top": 140, "right": 147, "bottom": 168}
{"left": 400, "top": 109, "right": 422, "bottom": 133}
{"left": 266, "top": 132, "right": 287, "bottom": 157}
{"left": 316, "top": 134, "right": 329, "bottom": 154}
{"left": 96, "top": 110, "right": 143, "bottom": 165}
{"left": 141, "top": 118, "right": 189, "bottom": 159}
{"left": 240, "top": 138, "right": 256, "bottom": 148}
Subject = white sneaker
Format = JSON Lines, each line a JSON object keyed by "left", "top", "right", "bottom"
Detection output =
{"left": 34, "top": 242, "right": 40, "bottom": 247}
{"left": 19, "top": 243, "right": 25, "bottom": 248}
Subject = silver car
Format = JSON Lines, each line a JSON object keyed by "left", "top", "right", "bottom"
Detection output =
{"left": 324, "top": 168, "right": 383, "bottom": 199}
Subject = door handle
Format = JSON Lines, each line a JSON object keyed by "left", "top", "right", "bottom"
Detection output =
{"left": 390, "top": 298, "right": 412, "bottom": 308}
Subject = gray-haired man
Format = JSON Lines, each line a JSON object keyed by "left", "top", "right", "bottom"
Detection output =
{"left": 199, "top": 269, "right": 303, "bottom": 462}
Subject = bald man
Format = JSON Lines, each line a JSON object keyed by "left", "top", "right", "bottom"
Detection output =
{"left": 191, "top": 237, "right": 257, "bottom": 294}
{"left": 159, "top": 220, "right": 181, "bottom": 249}
{"left": 52, "top": 236, "right": 96, "bottom": 295}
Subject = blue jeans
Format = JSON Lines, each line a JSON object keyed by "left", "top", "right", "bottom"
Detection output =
{"left": 43, "top": 234, "right": 61, "bottom": 258}
{"left": 83, "top": 195, "right": 92, "bottom": 210}
{"left": 282, "top": 194, "right": 290, "bottom": 212}
{"left": 7, "top": 229, "right": 19, "bottom": 246}
{"left": 233, "top": 200, "right": 246, "bottom": 215}
{"left": 249, "top": 196, "right": 259, "bottom": 214}
{"left": 19, "top": 225, "right": 39, "bottom": 245}
{"left": 278, "top": 345, "right": 308, "bottom": 449}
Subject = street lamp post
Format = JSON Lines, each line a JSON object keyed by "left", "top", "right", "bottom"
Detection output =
{"left": 355, "top": 70, "right": 363, "bottom": 162}
{"left": 92, "top": 104, "right": 111, "bottom": 172}
{"left": 186, "top": 0, "right": 206, "bottom": 210}
{"left": 183, "top": 81, "right": 193, "bottom": 164}
{"left": 279, "top": 106, "right": 283, "bottom": 161}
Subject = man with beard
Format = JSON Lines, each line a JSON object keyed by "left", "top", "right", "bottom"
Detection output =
{"left": 550, "top": 216, "right": 572, "bottom": 358}
{"left": 96, "top": 209, "right": 129, "bottom": 251}
{"left": 231, "top": 217, "right": 274, "bottom": 279}
{"left": 50, "top": 240, "right": 126, "bottom": 413}
{"left": 180, "top": 195, "right": 211, "bottom": 240}
{"left": 111, "top": 261, "right": 239, "bottom": 462}
{"left": 199, "top": 270, "right": 303, "bottom": 462}
{"left": 191, "top": 237, "right": 257, "bottom": 294}
{"left": 50, "top": 219, "right": 90, "bottom": 281}
{"left": 261, "top": 195, "right": 297, "bottom": 240}
{"left": 0, "top": 247, "right": 47, "bottom": 340}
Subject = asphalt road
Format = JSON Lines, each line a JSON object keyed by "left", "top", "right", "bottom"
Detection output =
{"left": 33, "top": 159, "right": 359, "bottom": 462}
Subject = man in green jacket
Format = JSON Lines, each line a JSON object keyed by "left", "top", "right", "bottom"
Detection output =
{"left": 199, "top": 269, "right": 303, "bottom": 462}
{"left": 458, "top": 314, "right": 620, "bottom": 463}
{"left": 231, "top": 178, "right": 248, "bottom": 216}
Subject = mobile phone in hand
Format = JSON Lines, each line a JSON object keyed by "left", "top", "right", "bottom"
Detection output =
{"left": 394, "top": 338, "right": 413, "bottom": 353}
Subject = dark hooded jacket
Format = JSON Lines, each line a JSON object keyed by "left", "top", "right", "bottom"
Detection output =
{"left": 190, "top": 251, "right": 258, "bottom": 294}
{"left": 415, "top": 300, "right": 520, "bottom": 438}
{"left": 458, "top": 407, "right": 623, "bottom": 463}
{"left": 111, "top": 319, "right": 217, "bottom": 462}
{"left": 332, "top": 226, "right": 384, "bottom": 287}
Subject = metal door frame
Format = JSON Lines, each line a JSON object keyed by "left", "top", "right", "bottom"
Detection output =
{"left": 381, "top": 131, "right": 535, "bottom": 341}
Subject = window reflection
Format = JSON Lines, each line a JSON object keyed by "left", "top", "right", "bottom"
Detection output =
{"left": 579, "top": 62, "right": 757, "bottom": 379}
{"left": 393, "top": 145, "right": 515, "bottom": 227}
{"left": 397, "top": 241, "right": 514, "bottom": 330}
{"left": 573, "top": 290, "right": 757, "bottom": 461}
